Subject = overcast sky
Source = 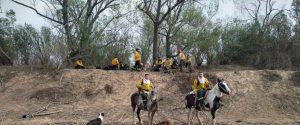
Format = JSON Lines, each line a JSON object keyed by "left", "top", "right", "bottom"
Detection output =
{"left": 0, "top": 0, "right": 293, "bottom": 29}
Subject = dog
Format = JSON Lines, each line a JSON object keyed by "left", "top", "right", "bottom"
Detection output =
{"left": 86, "top": 113, "right": 104, "bottom": 125}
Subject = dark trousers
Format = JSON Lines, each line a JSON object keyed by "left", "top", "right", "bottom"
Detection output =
{"left": 134, "top": 60, "right": 141, "bottom": 70}
{"left": 75, "top": 65, "right": 85, "bottom": 69}
{"left": 179, "top": 60, "right": 185, "bottom": 70}
{"left": 112, "top": 65, "right": 118, "bottom": 70}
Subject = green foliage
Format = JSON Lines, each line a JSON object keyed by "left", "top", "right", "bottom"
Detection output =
{"left": 172, "top": 7, "right": 221, "bottom": 65}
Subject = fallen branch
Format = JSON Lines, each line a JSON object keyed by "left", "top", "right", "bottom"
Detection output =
{"left": 117, "top": 113, "right": 125, "bottom": 122}
{"left": 32, "top": 102, "right": 51, "bottom": 116}
{"left": 32, "top": 110, "right": 62, "bottom": 117}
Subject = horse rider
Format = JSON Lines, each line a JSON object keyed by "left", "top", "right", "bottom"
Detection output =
{"left": 111, "top": 56, "right": 120, "bottom": 70}
{"left": 136, "top": 74, "right": 154, "bottom": 108}
{"left": 192, "top": 71, "right": 209, "bottom": 108}
{"left": 133, "top": 48, "right": 142, "bottom": 71}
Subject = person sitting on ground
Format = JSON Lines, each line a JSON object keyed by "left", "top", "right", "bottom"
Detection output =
{"left": 133, "top": 48, "right": 142, "bottom": 71}
{"left": 153, "top": 57, "right": 163, "bottom": 72}
{"left": 163, "top": 57, "right": 173, "bottom": 73}
{"left": 136, "top": 74, "right": 154, "bottom": 108}
{"left": 171, "top": 57, "right": 178, "bottom": 69}
{"left": 186, "top": 55, "right": 192, "bottom": 67}
{"left": 74, "top": 58, "right": 85, "bottom": 69}
{"left": 119, "top": 61, "right": 129, "bottom": 70}
{"left": 111, "top": 57, "right": 120, "bottom": 70}
{"left": 192, "top": 72, "right": 209, "bottom": 108}
{"left": 178, "top": 49, "right": 186, "bottom": 71}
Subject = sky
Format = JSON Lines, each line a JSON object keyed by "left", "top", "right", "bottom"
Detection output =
{"left": 0, "top": 0, "right": 294, "bottom": 29}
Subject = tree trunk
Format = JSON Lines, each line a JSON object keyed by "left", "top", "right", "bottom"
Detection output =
{"left": 166, "top": 31, "right": 171, "bottom": 57}
{"left": 152, "top": 23, "right": 159, "bottom": 63}
{"left": 62, "top": 0, "right": 72, "bottom": 52}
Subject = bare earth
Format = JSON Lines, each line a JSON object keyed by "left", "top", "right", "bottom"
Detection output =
{"left": 0, "top": 66, "right": 299, "bottom": 125}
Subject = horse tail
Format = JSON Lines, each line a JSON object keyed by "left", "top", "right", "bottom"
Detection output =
{"left": 185, "top": 94, "right": 194, "bottom": 109}
{"left": 130, "top": 92, "right": 139, "bottom": 109}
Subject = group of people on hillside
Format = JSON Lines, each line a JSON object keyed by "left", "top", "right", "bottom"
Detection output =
{"left": 73, "top": 48, "right": 192, "bottom": 72}
{"left": 145, "top": 49, "right": 192, "bottom": 72}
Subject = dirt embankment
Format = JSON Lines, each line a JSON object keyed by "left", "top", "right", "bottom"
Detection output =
{"left": 0, "top": 66, "right": 299, "bottom": 125}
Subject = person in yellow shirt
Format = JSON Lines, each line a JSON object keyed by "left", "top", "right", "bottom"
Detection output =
{"left": 163, "top": 57, "right": 173, "bottom": 73}
{"left": 74, "top": 58, "right": 85, "bottom": 69}
{"left": 136, "top": 74, "right": 154, "bottom": 107}
{"left": 153, "top": 57, "right": 163, "bottom": 71}
{"left": 111, "top": 57, "right": 120, "bottom": 70}
{"left": 192, "top": 72, "right": 209, "bottom": 108}
{"left": 178, "top": 49, "right": 186, "bottom": 71}
{"left": 133, "top": 48, "right": 142, "bottom": 71}
{"left": 164, "top": 57, "right": 173, "bottom": 68}
{"left": 186, "top": 55, "right": 192, "bottom": 72}
{"left": 186, "top": 55, "right": 192, "bottom": 67}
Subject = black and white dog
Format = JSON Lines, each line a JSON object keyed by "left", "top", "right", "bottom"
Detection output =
{"left": 86, "top": 113, "right": 104, "bottom": 125}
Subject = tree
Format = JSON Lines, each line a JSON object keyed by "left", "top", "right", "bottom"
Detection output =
{"left": 162, "top": 0, "right": 184, "bottom": 57}
{"left": 291, "top": 0, "right": 300, "bottom": 67}
{"left": 12, "top": 0, "right": 73, "bottom": 53}
{"left": 170, "top": 7, "right": 221, "bottom": 66}
{"left": 11, "top": 0, "right": 121, "bottom": 63}
{"left": 137, "top": 0, "right": 184, "bottom": 63}
{"left": 0, "top": 10, "right": 16, "bottom": 65}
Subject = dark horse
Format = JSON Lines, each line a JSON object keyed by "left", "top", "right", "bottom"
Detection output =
{"left": 185, "top": 79, "right": 231, "bottom": 125}
{"left": 131, "top": 88, "right": 158, "bottom": 125}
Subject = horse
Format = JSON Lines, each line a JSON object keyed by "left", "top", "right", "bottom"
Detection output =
{"left": 131, "top": 88, "right": 158, "bottom": 125}
{"left": 185, "top": 78, "right": 231, "bottom": 125}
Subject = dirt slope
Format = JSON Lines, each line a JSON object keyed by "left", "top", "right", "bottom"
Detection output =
{"left": 0, "top": 66, "right": 299, "bottom": 125}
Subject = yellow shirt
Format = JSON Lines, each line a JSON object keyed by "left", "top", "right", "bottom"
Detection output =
{"left": 187, "top": 57, "right": 192, "bottom": 62}
{"left": 136, "top": 79, "right": 153, "bottom": 92}
{"left": 192, "top": 78, "right": 209, "bottom": 94}
{"left": 155, "top": 59, "right": 163, "bottom": 65}
{"left": 164, "top": 59, "right": 173, "bottom": 68}
{"left": 178, "top": 52, "right": 186, "bottom": 60}
{"left": 134, "top": 51, "right": 141, "bottom": 61}
{"left": 75, "top": 60, "right": 84, "bottom": 66}
{"left": 111, "top": 58, "right": 119, "bottom": 66}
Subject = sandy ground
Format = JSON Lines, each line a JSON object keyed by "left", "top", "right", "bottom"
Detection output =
{"left": 0, "top": 66, "right": 299, "bottom": 125}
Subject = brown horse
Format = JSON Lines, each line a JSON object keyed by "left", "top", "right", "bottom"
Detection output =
{"left": 131, "top": 88, "right": 158, "bottom": 125}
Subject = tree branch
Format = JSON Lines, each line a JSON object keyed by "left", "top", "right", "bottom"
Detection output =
{"left": 91, "top": 0, "right": 116, "bottom": 26}
{"left": 11, "top": 0, "right": 63, "bottom": 24}
{"left": 0, "top": 46, "right": 12, "bottom": 64}
{"left": 138, "top": 3, "right": 156, "bottom": 23}
{"left": 158, "top": 1, "right": 183, "bottom": 24}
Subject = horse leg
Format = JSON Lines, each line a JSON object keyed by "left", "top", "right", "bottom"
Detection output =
{"left": 191, "top": 108, "right": 197, "bottom": 121}
{"left": 147, "top": 111, "right": 151, "bottom": 125}
{"left": 211, "top": 108, "right": 217, "bottom": 125}
{"left": 187, "top": 109, "right": 191, "bottom": 125}
{"left": 149, "top": 111, "right": 155, "bottom": 125}
{"left": 133, "top": 106, "right": 136, "bottom": 125}
{"left": 137, "top": 108, "right": 142, "bottom": 124}
{"left": 196, "top": 111, "right": 203, "bottom": 125}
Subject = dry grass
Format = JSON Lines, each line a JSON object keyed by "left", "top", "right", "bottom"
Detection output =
{"left": 291, "top": 71, "right": 300, "bottom": 87}
{"left": 0, "top": 67, "right": 299, "bottom": 125}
